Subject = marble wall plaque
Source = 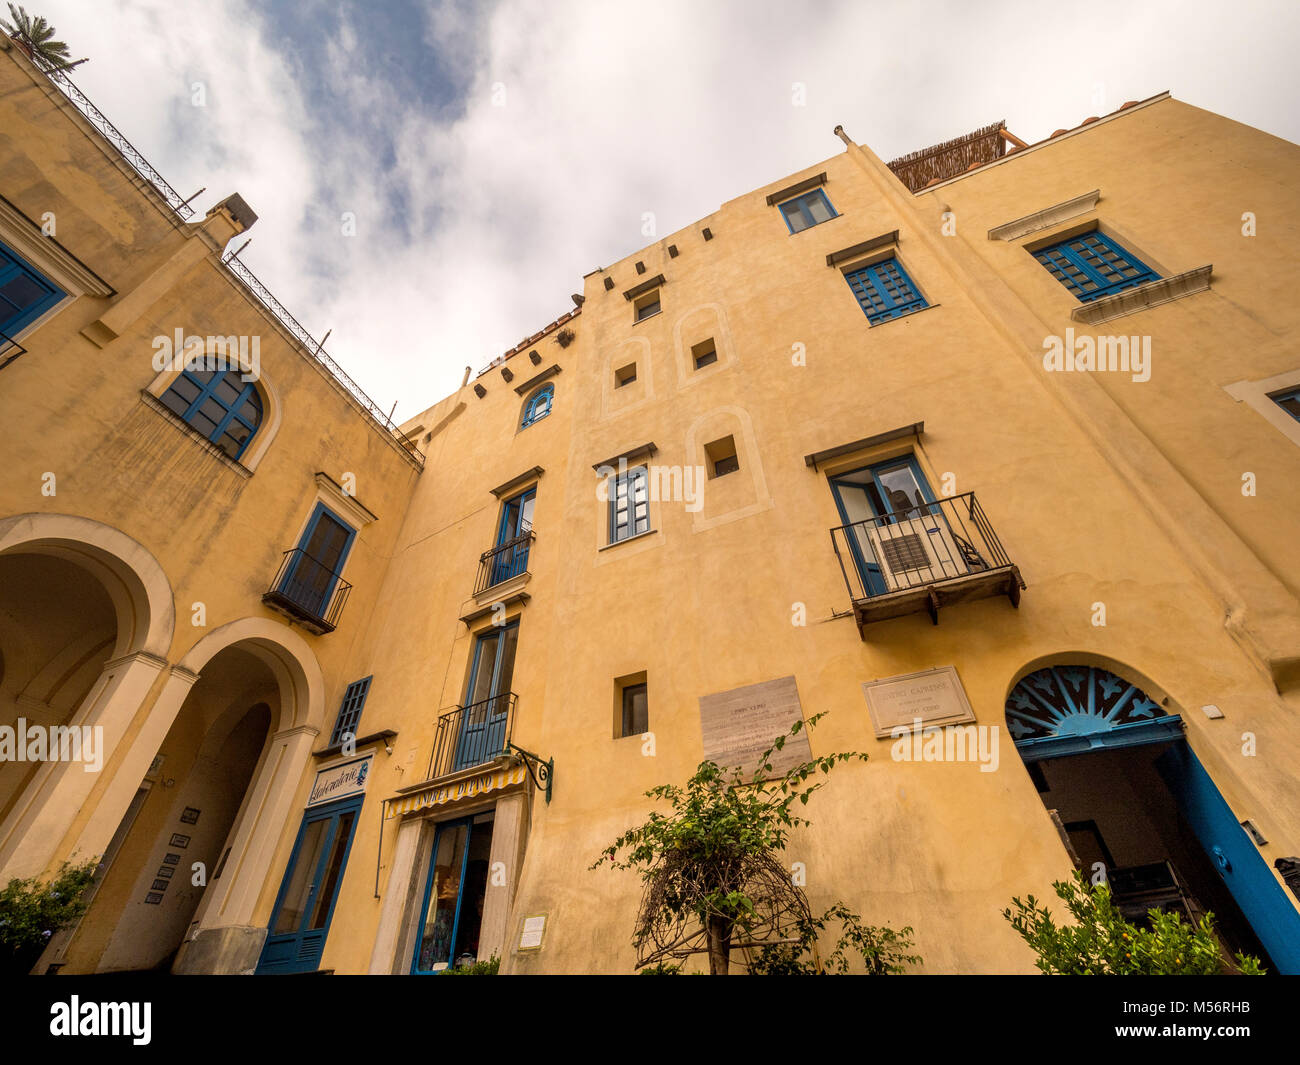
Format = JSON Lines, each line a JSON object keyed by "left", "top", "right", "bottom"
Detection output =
{"left": 699, "top": 675, "right": 811, "bottom": 776}
{"left": 862, "top": 666, "right": 975, "bottom": 738}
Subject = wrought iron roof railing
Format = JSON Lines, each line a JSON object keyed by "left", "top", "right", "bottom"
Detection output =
{"left": 33, "top": 60, "right": 424, "bottom": 466}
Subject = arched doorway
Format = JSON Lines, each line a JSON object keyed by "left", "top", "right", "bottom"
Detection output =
{"left": 0, "top": 514, "right": 174, "bottom": 881}
{"left": 42, "top": 616, "right": 327, "bottom": 974}
{"left": 1007, "top": 663, "right": 1300, "bottom": 973}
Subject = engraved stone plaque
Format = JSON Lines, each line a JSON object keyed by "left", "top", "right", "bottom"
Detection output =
{"left": 699, "top": 675, "right": 811, "bottom": 776}
{"left": 862, "top": 666, "right": 975, "bottom": 738}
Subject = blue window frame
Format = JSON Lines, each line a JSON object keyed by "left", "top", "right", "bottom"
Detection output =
{"left": 0, "top": 239, "right": 64, "bottom": 336}
{"left": 491, "top": 487, "right": 535, "bottom": 586}
{"left": 1270, "top": 386, "right": 1300, "bottom": 423}
{"left": 329, "top": 676, "right": 372, "bottom": 746}
{"left": 778, "top": 189, "right": 837, "bottom": 234}
{"left": 609, "top": 465, "right": 650, "bottom": 543}
{"left": 844, "top": 258, "right": 928, "bottom": 324}
{"left": 1032, "top": 230, "right": 1159, "bottom": 302}
{"left": 159, "top": 366, "right": 263, "bottom": 459}
{"left": 412, "top": 812, "right": 495, "bottom": 972}
{"left": 458, "top": 619, "right": 517, "bottom": 770}
{"left": 830, "top": 455, "right": 937, "bottom": 596}
{"left": 520, "top": 383, "right": 553, "bottom": 428}
{"left": 279, "top": 503, "right": 356, "bottom": 620}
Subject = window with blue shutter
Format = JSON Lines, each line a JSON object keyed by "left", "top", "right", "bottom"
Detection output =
{"left": 1032, "top": 231, "right": 1159, "bottom": 302}
{"left": 609, "top": 465, "right": 650, "bottom": 543}
{"left": 330, "top": 676, "right": 372, "bottom": 746}
{"left": 0, "top": 239, "right": 65, "bottom": 337}
{"left": 778, "top": 189, "right": 837, "bottom": 234}
{"left": 844, "top": 258, "right": 928, "bottom": 324}
{"left": 159, "top": 367, "right": 263, "bottom": 459}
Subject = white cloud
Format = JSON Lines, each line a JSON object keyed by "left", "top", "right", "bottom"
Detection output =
{"left": 32, "top": 0, "right": 1300, "bottom": 420}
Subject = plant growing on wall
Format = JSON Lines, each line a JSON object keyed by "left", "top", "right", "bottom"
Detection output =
{"left": 1, "top": 4, "right": 86, "bottom": 72}
{"left": 0, "top": 859, "right": 99, "bottom": 975}
{"left": 592, "top": 714, "right": 919, "bottom": 974}
{"left": 1004, "top": 870, "right": 1264, "bottom": 975}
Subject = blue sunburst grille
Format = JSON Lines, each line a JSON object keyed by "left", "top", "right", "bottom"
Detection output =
{"left": 1005, "top": 666, "right": 1164, "bottom": 742}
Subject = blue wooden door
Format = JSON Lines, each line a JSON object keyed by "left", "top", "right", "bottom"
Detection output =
{"left": 456, "top": 621, "right": 518, "bottom": 769}
{"left": 280, "top": 504, "right": 355, "bottom": 618}
{"left": 492, "top": 489, "right": 535, "bottom": 585}
{"left": 256, "top": 796, "right": 362, "bottom": 974}
{"left": 1156, "top": 741, "right": 1300, "bottom": 973}
{"left": 830, "top": 457, "right": 935, "bottom": 596}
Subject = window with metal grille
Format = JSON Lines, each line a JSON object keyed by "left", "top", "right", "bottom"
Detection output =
{"left": 1032, "top": 231, "right": 1159, "bottom": 302}
{"left": 160, "top": 367, "right": 263, "bottom": 459}
{"left": 778, "top": 189, "right": 837, "bottom": 234}
{"left": 1270, "top": 386, "right": 1300, "bottom": 423}
{"left": 609, "top": 465, "right": 651, "bottom": 543}
{"left": 330, "top": 676, "right": 372, "bottom": 746}
{"left": 844, "top": 258, "right": 928, "bottom": 323}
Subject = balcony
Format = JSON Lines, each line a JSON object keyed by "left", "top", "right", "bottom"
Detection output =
{"left": 830, "top": 492, "right": 1023, "bottom": 638}
{"left": 262, "top": 548, "right": 352, "bottom": 634}
{"left": 473, "top": 530, "right": 534, "bottom": 598}
{"left": 427, "top": 693, "right": 517, "bottom": 781}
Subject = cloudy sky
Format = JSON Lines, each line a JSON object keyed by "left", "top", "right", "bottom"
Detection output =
{"left": 31, "top": 0, "right": 1300, "bottom": 420}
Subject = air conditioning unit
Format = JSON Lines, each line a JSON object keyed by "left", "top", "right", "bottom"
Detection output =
{"left": 865, "top": 514, "right": 969, "bottom": 591}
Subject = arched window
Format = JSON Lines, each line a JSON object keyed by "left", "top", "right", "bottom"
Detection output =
{"left": 520, "top": 383, "right": 554, "bottom": 428}
{"left": 160, "top": 367, "right": 263, "bottom": 460}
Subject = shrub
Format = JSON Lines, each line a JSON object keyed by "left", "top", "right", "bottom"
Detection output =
{"left": 0, "top": 859, "right": 98, "bottom": 974}
{"left": 1003, "top": 870, "right": 1263, "bottom": 975}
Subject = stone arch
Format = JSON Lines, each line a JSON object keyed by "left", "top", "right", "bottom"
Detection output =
{"left": 0, "top": 512, "right": 175, "bottom": 659}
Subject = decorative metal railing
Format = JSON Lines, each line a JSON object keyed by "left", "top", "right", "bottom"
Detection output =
{"left": 473, "top": 531, "right": 535, "bottom": 595}
{"left": 262, "top": 548, "right": 352, "bottom": 633}
{"left": 33, "top": 59, "right": 425, "bottom": 467}
{"left": 42, "top": 66, "right": 196, "bottom": 219}
{"left": 830, "top": 492, "right": 1015, "bottom": 602}
{"left": 0, "top": 328, "right": 26, "bottom": 371}
{"left": 427, "top": 693, "right": 517, "bottom": 780}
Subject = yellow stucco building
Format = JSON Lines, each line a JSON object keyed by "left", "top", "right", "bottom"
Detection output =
{"left": 2, "top": 33, "right": 1299, "bottom": 975}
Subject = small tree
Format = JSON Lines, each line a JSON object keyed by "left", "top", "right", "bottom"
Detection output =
{"left": 593, "top": 714, "right": 919, "bottom": 974}
{"left": 1004, "top": 870, "right": 1264, "bottom": 975}
{"left": 1, "top": 4, "right": 87, "bottom": 72}
{"left": 0, "top": 859, "right": 98, "bottom": 974}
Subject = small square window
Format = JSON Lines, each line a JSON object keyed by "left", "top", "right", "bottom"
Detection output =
{"left": 1270, "top": 386, "right": 1300, "bottom": 422}
{"left": 617, "top": 678, "right": 648, "bottom": 738}
{"left": 692, "top": 338, "right": 718, "bottom": 370}
{"left": 615, "top": 363, "right": 637, "bottom": 388}
{"left": 704, "top": 435, "right": 739, "bottom": 479}
{"left": 778, "top": 189, "right": 837, "bottom": 234}
{"left": 634, "top": 292, "right": 661, "bottom": 321}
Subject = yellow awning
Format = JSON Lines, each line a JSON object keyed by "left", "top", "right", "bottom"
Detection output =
{"left": 385, "top": 764, "right": 527, "bottom": 818}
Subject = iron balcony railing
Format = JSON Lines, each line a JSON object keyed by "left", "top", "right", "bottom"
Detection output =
{"left": 830, "top": 491, "right": 1015, "bottom": 603}
{"left": 262, "top": 548, "right": 352, "bottom": 634}
{"left": 474, "top": 531, "right": 535, "bottom": 595}
{"left": 0, "top": 328, "right": 26, "bottom": 371}
{"left": 427, "top": 693, "right": 517, "bottom": 781}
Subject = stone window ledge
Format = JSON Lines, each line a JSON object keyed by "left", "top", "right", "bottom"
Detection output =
{"left": 1069, "top": 265, "right": 1211, "bottom": 326}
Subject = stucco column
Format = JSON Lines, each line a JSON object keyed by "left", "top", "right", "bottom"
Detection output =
{"left": 175, "top": 723, "right": 317, "bottom": 974}
{"left": 0, "top": 650, "right": 168, "bottom": 879}
{"left": 367, "top": 814, "right": 423, "bottom": 974}
{"left": 482, "top": 790, "right": 530, "bottom": 964}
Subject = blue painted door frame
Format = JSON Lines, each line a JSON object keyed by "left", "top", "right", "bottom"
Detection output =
{"left": 830, "top": 455, "right": 935, "bottom": 596}
{"left": 280, "top": 502, "right": 356, "bottom": 616}
{"left": 256, "top": 795, "right": 363, "bottom": 974}
{"left": 1155, "top": 742, "right": 1300, "bottom": 973}
{"left": 457, "top": 620, "right": 517, "bottom": 769}
{"left": 492, "top": 488, "right": 535, "bottom": 585}
{"left": 411, "top": 815, "right": 481, "bottom": 973}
